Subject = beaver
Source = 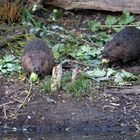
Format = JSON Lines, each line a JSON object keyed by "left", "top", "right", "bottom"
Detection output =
{"left": 102, "top": 27, "right": 140, "bottom": 63}
{"left": 22, "top": 39, "right": 55, "bottom": 77}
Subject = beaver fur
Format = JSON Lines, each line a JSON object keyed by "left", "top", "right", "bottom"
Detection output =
{"left": 102, "top": 27, "right": 140, "bottom": 63}
{"left": 22, "top": 39, "right": 55, "bottom": 76}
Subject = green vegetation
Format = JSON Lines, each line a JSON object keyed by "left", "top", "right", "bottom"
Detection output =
{"left": 86, "top": 68, "right": 137, "bottom": 85}
{"left": 0, "top": 54, "right": 21, "bottom": 74}
{"left": 88, "top": 10, "right": 136, "bottom": 31}
{"left": 1, "top": 6, "right": 140, "bottom": 95}
{"left": 42, "top": 76, "right": 52, "bottom": 92}
{"left": 42, "top": 72, "right": 93, "bottom": 97}
{"left": 63, "top": 74, "right": 93, "bottom": 97}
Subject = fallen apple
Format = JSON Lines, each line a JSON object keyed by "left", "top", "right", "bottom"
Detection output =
{"left": 29, "top": 72, "right": 38, "bottom": 82}
{"left": 101, "top": 59, "right": 109, "bottom": 64}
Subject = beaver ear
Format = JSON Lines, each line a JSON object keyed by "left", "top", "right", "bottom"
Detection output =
{"left": 28, "top": 55, "right": 32, "bottom": 58}
{"left": 123, "top": 57, "right": 128, "bottom": 63}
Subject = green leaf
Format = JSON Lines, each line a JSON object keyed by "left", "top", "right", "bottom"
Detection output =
{"left": 3, "top": 55, "right": 15, "bottom": 62}
{"left": 84, "top": 59, "right": 101, "bottom": 67}
{"left": 1, "top": 69, "right": 8, "bottom": 73}
{"left": 52, "top": 44, "right": 62, "bottom": 59}
{"left": 105, "top": 15, "right": 117, "bottom": 25}
{"left": 114, "top": 73, "right": 124, "bottom": 83}
{"left": 0, "top": 59, "right": 4, "bottom": 65}
{"left": 70, "top": 44, "right": 103, "bottom": 60}
{"left": 106, "top": 68, "right": 116, "bottom": 77}
{"left": 86, "top": 68, "right": 106, "bottom": 78}
{"left": 98, "top": 32, "right": 111, "bottom": 42}
{"left": 6, "top": 63, "right": 13, "bottom": 68}
{"left": 121, "top": 70, "right": 137, "bottom": 80}
{"left": 88, "top": 20, "right": 101, "bottom": 31}
{"left": 7, "top": 64, "right": 21, "bottom": 72}
{"left": 118, "top": 10, "right": 135, "bottom": 25}
{"left": 114, "top": 72, "right": 129, "bottom": 85}
{"left": 0, "top": 54, "right": 21, "bottom": 74}
{"left": 114, "top": 70, "right": 137, "bottom": 85}
{"left": 135, "top": 21, "right": 140, "bottom": 27}
{"left": 0, "top": 65, "right": 2, "bottom": 70}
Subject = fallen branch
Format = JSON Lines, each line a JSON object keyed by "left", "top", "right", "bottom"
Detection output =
{"left": 0, "top": 28, "right": 25, "bottom": 48}
{"left": 44, "top": 0, "right": 140, "bottom": 14}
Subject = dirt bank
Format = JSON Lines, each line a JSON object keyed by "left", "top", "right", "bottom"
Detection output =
{"left": 0, "top": 76, "right": 140, "bottom": 133}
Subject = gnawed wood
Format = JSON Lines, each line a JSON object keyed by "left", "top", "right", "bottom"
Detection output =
{"left": 51, "top": 64, "right": 63, "bottom": 92}
{"left": 44, "top": 0, "right": 140, "bottom": 14}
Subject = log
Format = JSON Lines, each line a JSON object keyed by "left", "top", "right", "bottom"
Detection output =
{"left": 44, "top": 0, "right": 140, "bottom": 14}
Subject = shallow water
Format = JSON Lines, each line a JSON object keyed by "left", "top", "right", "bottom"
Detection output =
{"left": 1, "top": 132, "right": 140, "bottom": 140}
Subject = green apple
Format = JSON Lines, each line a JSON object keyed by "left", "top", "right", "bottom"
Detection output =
{"left": 29, "top": 72, "right": 38, "bottom": 82}
{"left": 101, "top": 59, "right": 109, "bottom": 64}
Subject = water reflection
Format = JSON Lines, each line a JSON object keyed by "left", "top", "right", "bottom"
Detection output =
{"left": 1, "top": 132, "right": 140, "bottom": 140}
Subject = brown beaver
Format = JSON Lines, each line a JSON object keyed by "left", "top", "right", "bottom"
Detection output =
{"left": 22, "top": 39, "right": 55, "bottom": 76}
{"left": 102, "top": 27, "right": 140, "bottom": 63}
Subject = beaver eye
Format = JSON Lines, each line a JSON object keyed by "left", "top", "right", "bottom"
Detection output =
{"left": 116, "top": 42, "right": 120, "bottom": 46}
{"left": 28, "top": 55, "right": 32, "bottom": 59}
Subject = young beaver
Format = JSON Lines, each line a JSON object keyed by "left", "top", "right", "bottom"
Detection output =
{"left": 102, "top": 27, "right": 140, "bottom": 63}
{"left": 22, "top": 39, "right": 55, "bottom": 76}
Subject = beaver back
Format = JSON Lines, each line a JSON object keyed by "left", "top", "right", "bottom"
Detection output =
{"left": 102, "top": 27, "right": 140, "bottom": 63}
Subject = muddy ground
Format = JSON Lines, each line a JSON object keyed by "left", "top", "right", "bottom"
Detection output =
{"left": 0, "top": 9, "right": 140, "bottom": 134}
{"left": 0, "top": 75, "right": 140, "bottom": 133}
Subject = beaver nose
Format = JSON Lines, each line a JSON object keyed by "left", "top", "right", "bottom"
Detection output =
{"left": 102, "top": 51, "right": 108, "bottom": 58}
{"left": 102, "top": 53, "right": 106, "bottom": 58}
{"left": 34, "top": 67, "right": 40, "bottom": 74}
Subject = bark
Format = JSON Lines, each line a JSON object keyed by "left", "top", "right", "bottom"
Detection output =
{"left": 44, "top": 0, "right": 140, "bottom": 13}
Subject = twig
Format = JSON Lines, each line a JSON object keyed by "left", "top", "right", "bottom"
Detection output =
{"left": 81, "top": 38, "right": 102, "bottom": 48}
{"left": 0, "top": 112, "right": 28, "bottom": 120}
{"left": 65, "top": 59, "right": 95, "bottom": 68}
{"left": 106, "top": 85, "right": 132, "bottom": 89}
{"left": 3, "top": 106, "right": 7, "bottom": 119}
{"left": 0, "top": 101, "right": 14, "bottom": 108}
{"left": 33, "top": 15, "right": 77, "bottom": 23}
{"left": 44, "top": 30, "right": 69, "bottom": 39}
{"left": 14, "top": 82, "right": 33, "bottom": 115}
{"left": 101, "top": 24, "right": 137, "bottom": 28}
{"left": 76, "top": 15, "right": 83, "bottom": 28}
